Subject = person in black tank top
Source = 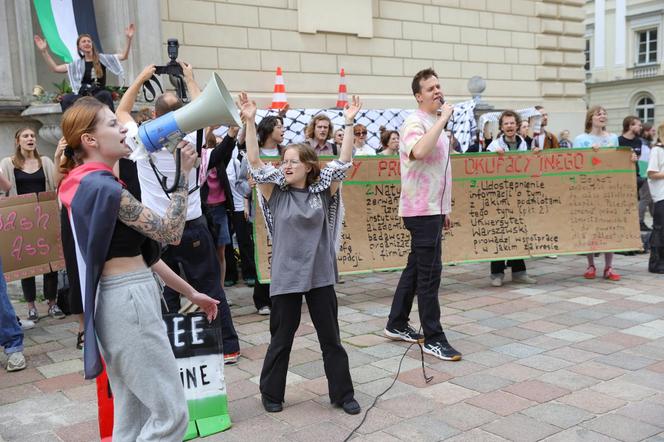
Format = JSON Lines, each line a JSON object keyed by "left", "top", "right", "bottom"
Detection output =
{"left": 0, "top": 128, "right": 62, "bottom": 321}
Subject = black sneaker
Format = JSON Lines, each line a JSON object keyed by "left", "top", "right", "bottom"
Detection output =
{"left": 423, "top": 340, "right": 462, "bottom": 361}
{"left": 640, "top": 222, "right": 652, "bottom": 232}
{"left": 384, "top": 324, "right": 424, "bottom": 343}
{"left": 337, "top": 399, "right": 361, "bottom": 415}
{"left": 261, "top": 395, "right": 282, "bottom": 413}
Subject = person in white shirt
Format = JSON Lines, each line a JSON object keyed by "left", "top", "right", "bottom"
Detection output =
{"left": 647, "top": 122, "right": 664, "bottom": 273}
{"left": 352, "top": 124, "right": 376, "bottom": 156}
{"left": 116, "top": 63, "right": 241, "bottom": 364}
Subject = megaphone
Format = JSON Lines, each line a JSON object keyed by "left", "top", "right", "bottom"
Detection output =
{"left": 135, "top": 72, "right": 241, "bottom": 154}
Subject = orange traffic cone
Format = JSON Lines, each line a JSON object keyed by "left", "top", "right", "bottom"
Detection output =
{"left": 270, "top": 67, "right": 288, "bottom": 109}
{"left": 336, "top": 68, "right": 348, "bottom": 108}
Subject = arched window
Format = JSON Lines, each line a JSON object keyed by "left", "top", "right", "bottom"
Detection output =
{"left": 635, "top": 96, "right": 655, "bottom": 124}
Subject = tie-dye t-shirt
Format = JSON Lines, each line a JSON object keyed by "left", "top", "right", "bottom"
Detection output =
{"left": 398, "top": 110, "right": 452, "bottom": 217}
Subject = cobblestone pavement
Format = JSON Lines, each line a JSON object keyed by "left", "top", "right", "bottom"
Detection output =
{"left": 1, "top": 254, "right": 663, "bottom": 441}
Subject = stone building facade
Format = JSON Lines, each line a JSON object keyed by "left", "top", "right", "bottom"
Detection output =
{"left": 0, "top": 0, "right": 587, "bottom": 158}
{"left": 584, "top": 0, "right": 664, "bottom": 133}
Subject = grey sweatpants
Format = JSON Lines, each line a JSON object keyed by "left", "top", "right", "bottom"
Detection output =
{"left": 96, "top": 269, "right": 188, "bottom": 442}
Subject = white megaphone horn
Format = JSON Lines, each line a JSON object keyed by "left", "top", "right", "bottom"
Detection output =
{"left": 135, "top": 73, "right": 241, "bottom": 155}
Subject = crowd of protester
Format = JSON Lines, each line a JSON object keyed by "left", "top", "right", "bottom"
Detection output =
{"left": 0, "top": 30, "right": 662, "bottom": 440}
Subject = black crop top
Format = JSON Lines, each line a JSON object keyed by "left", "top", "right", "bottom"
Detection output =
{"left": 105, "top": 221, "right": 146, "bottom": 261}
{"left": 105, "top": 160, "right": 160, "bottom": 265}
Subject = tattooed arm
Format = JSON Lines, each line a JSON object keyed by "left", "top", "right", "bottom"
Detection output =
{"left": 117, "top": 173, "right": 189, "bottom": 244}
{"left": 117, "top": 143, "right": 197, "bottom": 244}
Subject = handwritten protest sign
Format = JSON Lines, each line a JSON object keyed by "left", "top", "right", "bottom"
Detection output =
{"left": 97, "top": 313, "right": 231, "bottom": 441}
{"left": 0, "top": 192, "right": 64, "bottom": 282}
{"left": 254, "top": 149, "right": 641, "bottom": 281}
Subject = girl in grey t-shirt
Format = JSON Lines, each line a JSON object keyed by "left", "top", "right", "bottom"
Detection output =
{"left": 240, "top": 92, "right": 364, "bottom": 416}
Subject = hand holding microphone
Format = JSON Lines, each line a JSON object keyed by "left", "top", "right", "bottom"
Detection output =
{"left": 438, "top": 97, "right": 454, "bottom": 122}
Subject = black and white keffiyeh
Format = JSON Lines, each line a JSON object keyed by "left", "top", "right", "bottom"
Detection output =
{"left": 250, "top": 160, "right": 352, "bottom": 251}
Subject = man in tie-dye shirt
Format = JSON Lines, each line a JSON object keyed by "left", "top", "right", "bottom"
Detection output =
{"left": 384, "top": 68, "right": 461, "bottom": 362}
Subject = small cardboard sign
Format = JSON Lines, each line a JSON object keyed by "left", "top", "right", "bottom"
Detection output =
{"left": 97, "top": 313, "right": 231, "bottom": 440}
{"left": 0, "top": 191, "right": 64, "bottom": 282}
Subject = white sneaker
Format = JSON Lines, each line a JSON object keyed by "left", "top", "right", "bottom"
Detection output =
{"left": 6, "top": 352, "right": 26, "bottom": 372}
{"left": 513, "top": 274, "right": 537, "bottom": 284}
{"left": 258, "top": 306, "right": 271, "bottom": 315}
{"left": 17, "top": 317, "right": 35, "bottom": 330}
{"left": 491, "top": 277, "right": 503, "bottom": 287}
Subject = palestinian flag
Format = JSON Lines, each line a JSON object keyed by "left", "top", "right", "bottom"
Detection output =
{"left": 59, "top": 162, "right": 121, "bottom": 379}
{"left": 33, "top": 0, "right": 103, "bottom": 63}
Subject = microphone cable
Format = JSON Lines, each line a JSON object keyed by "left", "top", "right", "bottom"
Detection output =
{"left": 343, "top": 101, "right": 452, "bottom": 441}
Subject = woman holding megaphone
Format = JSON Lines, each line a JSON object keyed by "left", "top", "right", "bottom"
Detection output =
{"left": 240, "top": 92, "right": 363, "bottom": 415}
{"left": 58, "top": 97, "right": 218, "bottom": 440}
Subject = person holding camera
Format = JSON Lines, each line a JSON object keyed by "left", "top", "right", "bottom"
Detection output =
{"left": 116, "top": 63, "right": 241, "bottom": 364}
{"left": 34, "top": 24, "right": 135, "bottom": 112}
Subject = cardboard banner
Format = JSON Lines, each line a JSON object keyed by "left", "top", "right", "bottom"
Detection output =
{"left": 255, "top": 148, "right": 641, "bottom": 281}
{"left": 0, "top": 191, "right": 65, "bottom": 282}
{"left": 97, "top": 313, "right": 231, "bottom": 440}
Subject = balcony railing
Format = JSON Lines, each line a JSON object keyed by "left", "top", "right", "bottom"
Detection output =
{"left": 632, "top": 64, "right": 660, "bottom": 79}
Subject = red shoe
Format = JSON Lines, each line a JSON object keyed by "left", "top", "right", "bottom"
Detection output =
{"left": 583, "top": 265, "right": 596, "bottom": 279}
{"left": 603, "top": 267, "right": 621, "bottom": 281}
{"left": 224, "top": 352, "right": 240, "bottom": 365}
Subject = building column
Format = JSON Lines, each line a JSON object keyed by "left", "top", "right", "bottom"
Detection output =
{"left": 0, "top": 0, "right": 37, "bottom": 105}
{"left": 594, "top": 0, "right": 605, "bottom": 69}
{"left": 614, "top": 0, "right": 626, "bottom": 67}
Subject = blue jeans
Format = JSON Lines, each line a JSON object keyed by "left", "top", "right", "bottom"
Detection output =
{"left": 0, "top": 258, "right": 23, "bottom": 354}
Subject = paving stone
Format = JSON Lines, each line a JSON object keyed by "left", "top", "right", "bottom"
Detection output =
{"left": 616, "top": 401, "right": 664, "bottom": 428}
{"left": 371, "top": 355, "right": 423, "bottom": 375}
{"left": 568, "top": 296, "right": 606, "bottom": 306}
{"left": 33, "top": 373, "right": 88, "bottom": 393}
{"left": 376, "top": 393, "right": 436, "bottom": 418}
{"left": 62, "top": 384, "right": 96, "bottom": 403}
{"left": 523, "top": 402, "right": 594, "bottom": 429}
{"left": 590, "top": 377, "right": 658, "bottom": 401}
{"left": 0, "top": 368, "right": 44, "bottom": 389}
{"left": 450, "top": 373, "right": 513, "bottom": 393}
{"left": 445, "top": 428, "right": 511, "bottom": 442}
{"left": 480, "top": 362, "right": 544, "bottom": 382}
{"left": 582, "top": 414, "right": 661, "bottom": 442}
{"left": 515, "top": 354, "right": 574, "bottom": 372}
{"left": 465, "top": 390, "right": 536, "bottom": 416}
{"left": 355, "top": 378, "right": 416, "bottom": 401}
{"left": 568, "top": 361, "right": 625, "bottom": 380}
{"left": 493, "top": 342, "right": 545, "bottom": 359}
{"left": 432, "top": 402, "right": 499, "bottom": 431}
{"left": 503, "top": 380, "right": 570, "bottom": 403}
{"left": 35, "top": 360, "right": 83, "bottom": 379}
{"left": 594, "top": 351, "right": 657, "bottom": 371}
{"left": 482, "top": 413, "right": 559, "bottom": 442}
{"left": 558, "top": 390, "right": 626, "bottom": 414}
{"left": 463, "top": 350, "right": 516, "bottom": 367}
{"left": 537, "top": 369, "right": 599, "bottom": 391}
{"left": 546, "top": 330, "right": 595, "bottom": 343}
{"left": 0, "top": 384, "right": 42, "bottom": 406}
{"left": 396, "top": 367, "right": 451, "bottom": 388}
{"left": 383, "top": 412, "right": 460, "bottom": 441}
{"left": 227, "top": 379, "right": 260, "bottom": 401}
{"left": 542, "top": 426, "right": 624, "bottom": 441}
{"left": 289, "top": 360, "right": 326, "bottom": 380}
{"left": 418, "top": 382, "right": 479, "bottom": 405}
{"left": 54, "top": 419, "right": 99, "bottom": 442}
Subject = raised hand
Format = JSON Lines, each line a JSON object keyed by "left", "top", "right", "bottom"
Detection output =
{"left": 138, "top": 64, "right": 156, "bottom": 82}
{"left": 179, "top": 61, "right": 194, "bottom": 81}
{"left": 237, "top": 92, "right": 257, "bottom": 124}
{"left": 34, "top": 35, "right": 48, "bottom": 51}
{"left": 277, "top": 103, "right": 290, "bottom": 118}
{"left": 344, "top": 95, "right": 362, "bottom": 123}
{"left": 125, "top": 23, "right": 135, "bottom": 39}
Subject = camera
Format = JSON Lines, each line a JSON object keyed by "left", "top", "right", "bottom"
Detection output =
{"left": 155, "top": 38, "right": 183, "bottom": 77}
